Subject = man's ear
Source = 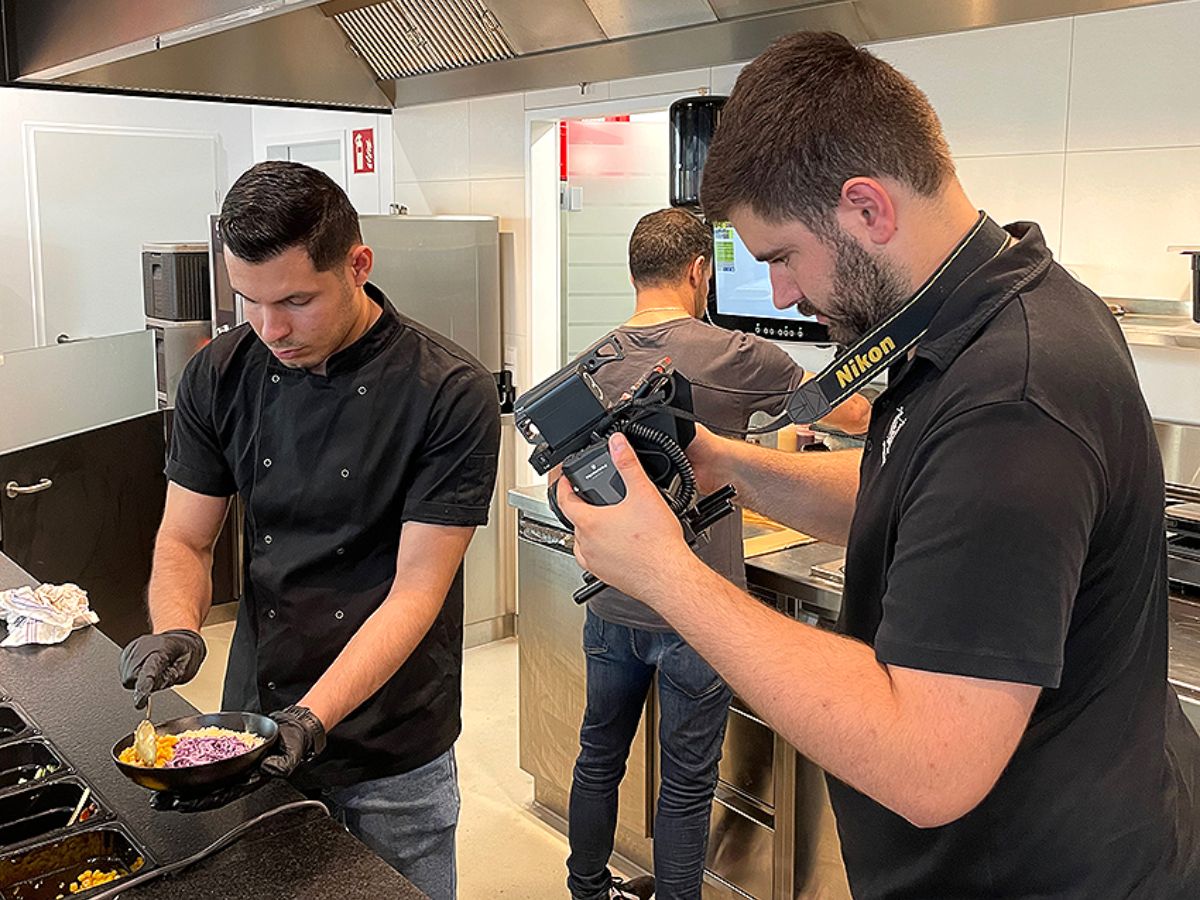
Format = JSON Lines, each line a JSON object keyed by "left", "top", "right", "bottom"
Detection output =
{"left": 349, "top": 244, "right": 373, "bottom": 286}
{"left": 690, "top": 255, "right": 709, "bottom": 286}
{"left": 838, "top": 177, "right": 898, "bottom": 246}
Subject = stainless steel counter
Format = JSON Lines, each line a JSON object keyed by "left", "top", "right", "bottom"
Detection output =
{"left": 1119, "top": 314, "right": 1200, "bottom": 351}
{"left": 509, "top": 485, "right": 851, "bottom": 899}
{"left": 1112, "top": 297, "right": 1200, "bottom": 352}
{"left": 1159, "top": 421, "right": 1200, "bottom": 503}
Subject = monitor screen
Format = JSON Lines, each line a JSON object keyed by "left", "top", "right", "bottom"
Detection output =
{"left": 707, "top": 220, "right": 830, "bottom": 343}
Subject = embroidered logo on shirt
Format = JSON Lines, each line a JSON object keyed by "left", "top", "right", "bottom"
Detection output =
{"left": 882, "top": 406, "right": 906, "bottom": 466}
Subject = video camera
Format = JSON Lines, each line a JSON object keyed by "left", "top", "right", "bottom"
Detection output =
{"left": 514, "top": 335, "right": 737, "bottom": 603}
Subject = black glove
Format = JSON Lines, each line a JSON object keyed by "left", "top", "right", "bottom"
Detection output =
{"left": 150, "top": 770, "right": 268, "bottom": 813}
{"left": 119, "top": 629, "right": 207, "bottom": 708}
{"left": 260, "top": 705, "right": 327, "bottom": 778}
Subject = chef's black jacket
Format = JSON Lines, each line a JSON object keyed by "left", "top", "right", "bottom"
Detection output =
{"left": 166, "top": 283, "right": 500, "bottom": 789}
{"left": 833, "top": 222, "right": 1200, "bottom": 898}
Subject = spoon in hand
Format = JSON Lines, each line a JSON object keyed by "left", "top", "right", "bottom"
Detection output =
{"left": 134, "top": 693, "right": 157, "bottom": 766}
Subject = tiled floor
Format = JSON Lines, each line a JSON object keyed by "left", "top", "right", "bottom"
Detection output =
{"left": 177, "top": 627, "right": 575, "bottom": 898}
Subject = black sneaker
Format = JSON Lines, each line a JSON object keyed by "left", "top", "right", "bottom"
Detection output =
{"left": 610, "top": 875, "right": 655, "bottom": 899}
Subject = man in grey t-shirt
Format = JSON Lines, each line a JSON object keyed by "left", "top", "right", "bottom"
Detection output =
{"left": 564, "top": 208, "right": 869, "bottom": 900}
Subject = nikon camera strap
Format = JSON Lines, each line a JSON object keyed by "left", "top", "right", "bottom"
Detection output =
{"left": 784, "top": 212, "right": 1009, "bottom": 425}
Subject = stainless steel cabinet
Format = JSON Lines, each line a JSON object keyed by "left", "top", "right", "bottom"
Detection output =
{"left": 516, "top": 514, "right": 654, "bottom": 869}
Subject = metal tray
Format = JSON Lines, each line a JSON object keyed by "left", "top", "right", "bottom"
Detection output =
{"left": 0, "top": 703, "right": 36, "bottom": 746}
{"left": 0, "top": 740, "right": 67, "bottom": 795}
{"left": 0, "top": 825, "right": 151, "bottom": 900}
{"left": 809, "top": 558, "right": 846, "bottom": 589}
{"left": 0, "top": 777, "right": 107, "bottom": 853}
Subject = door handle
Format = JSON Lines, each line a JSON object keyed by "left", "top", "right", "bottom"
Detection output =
{"left": 5, "top": 478, "right": 53, "bottom": 499}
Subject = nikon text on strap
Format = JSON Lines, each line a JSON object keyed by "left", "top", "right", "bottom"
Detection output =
{"left": 784, "top": 213, "right": 1009, "bottom": 425}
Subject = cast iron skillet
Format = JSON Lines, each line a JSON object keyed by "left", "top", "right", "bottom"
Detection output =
{"left": 112, "top": 712, "right": 278, "bottom": 793}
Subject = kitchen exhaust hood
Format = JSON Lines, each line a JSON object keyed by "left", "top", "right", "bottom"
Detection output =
{"left": 0, "top": 0, "right": 1182, "bottom": 109}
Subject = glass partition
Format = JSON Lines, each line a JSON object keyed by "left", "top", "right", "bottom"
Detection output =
{"left": 0, "top": 330, "right": 156, "bottom": 454}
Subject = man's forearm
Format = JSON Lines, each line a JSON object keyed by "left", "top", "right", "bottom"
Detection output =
{"left": 720, "top": 440, "right": 861, "bottom": 544}
{"left": 299, "top": 590, "right": 441, "bottom": 731}
{"left": 148, "top": 536, "right": 215, "bottom": 633}
{"left": 815, "top": 392, "right": 872, "bottom": 437}
{"left": 645, "top": 555, "right": 954, "bottom": 824}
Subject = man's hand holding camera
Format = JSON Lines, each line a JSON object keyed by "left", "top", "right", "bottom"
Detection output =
{"left": 556, "top": 432, "right": 699, "bottom": 610}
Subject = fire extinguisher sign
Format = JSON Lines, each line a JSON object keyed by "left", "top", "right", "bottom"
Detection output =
{"left": 352, "top": 128, "right": 375, "bottom": 174}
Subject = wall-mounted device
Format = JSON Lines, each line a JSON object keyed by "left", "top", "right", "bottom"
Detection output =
{"left": 142, "top": 242, "right": 211, "bottom": 408}
{"left": 669, "top": 94, "right": 725, "bottom": 209}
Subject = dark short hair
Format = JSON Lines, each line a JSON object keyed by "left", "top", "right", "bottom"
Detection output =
{"left": 628, "top": 208, "right": 714, "bottom": 288}
{"left": 219, "top": 161, "right": 362, "bottom": 271}
{"left": 700, "top": 31, "right": 954, "bottom": 230}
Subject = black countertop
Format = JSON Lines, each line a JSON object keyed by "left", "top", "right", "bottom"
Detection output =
{"left": 0, "top": 552, "right": 424, "bottom": 899}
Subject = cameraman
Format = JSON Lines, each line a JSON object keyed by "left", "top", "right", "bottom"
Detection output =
{"left": 559, "top": 32, "right": 1200, "bottom": 899}
{"left": 562, "top": 207, "right": 868, "bottom": 900}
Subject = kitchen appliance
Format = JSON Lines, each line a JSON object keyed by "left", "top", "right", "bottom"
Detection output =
{"left": 144, "top": 320, "right": 210, "bottom": 409}
{"left": 1167, "top": 503, "right": 1200, "bottom": 591}
{"left": 142, "top": 243, "right": 209, "bottom": 322}
{"left": 358, "top": 215, "right": 513, "bottom": 646}
{"left": 1160, "top": 421, "right": 1200, "bottom": 594}
{"left": 515, "top": 511, "right": 655, "bottom": 870}
{"left": 208, "top": 216, "right": 241, "bottom": 337}
{"left": 143, "top": 242, "right": 211, "bottom": 409}
{"left": 1167, "top": 245, "right": 1200, "bottom": 324}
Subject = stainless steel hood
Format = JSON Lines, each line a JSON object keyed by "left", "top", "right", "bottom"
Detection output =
{"left": 1, "top": 0, "right": 393, "bottom": 109}
{"left": 1, "top": 0, "right": 1185, "bottom": 109}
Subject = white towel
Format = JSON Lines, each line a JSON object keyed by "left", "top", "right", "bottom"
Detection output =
{"left": 0, "top": 583, "right": 98, "bottom": 647}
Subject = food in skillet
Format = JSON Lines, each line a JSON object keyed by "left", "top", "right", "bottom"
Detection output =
{"left": 117, "top": 726, "right": 265, "bottom": 768}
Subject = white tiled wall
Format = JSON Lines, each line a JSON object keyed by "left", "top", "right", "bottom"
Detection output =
{"left": 393, "top": 0, "right": 1200, "bottom": 424}
{"left": 869, "top": 2, "right": 1200, "bottom": 305}
{"left": 1060, "top": 146, "right": 1200, "bottom": 301}
{"left": 872, "top": 19, "right": 1073, "bottom": 157}
{"left": 954, "top": 155, "right": 1066, "bottom": 257}
{"left": 1067, "top": 1, "right": 1200, "bottom": 151}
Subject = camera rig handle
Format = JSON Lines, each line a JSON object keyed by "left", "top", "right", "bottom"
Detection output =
{"left": 569, "top": 482, "right": 738, "bottom": 605}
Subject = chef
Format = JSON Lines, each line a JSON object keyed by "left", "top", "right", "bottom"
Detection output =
{"left": 120, "top": 160, "right": 500, "bottom": 900}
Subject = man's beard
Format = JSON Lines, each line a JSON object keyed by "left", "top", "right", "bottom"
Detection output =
{"left": 814, "top": 230, "right": 911, "bottom": 347}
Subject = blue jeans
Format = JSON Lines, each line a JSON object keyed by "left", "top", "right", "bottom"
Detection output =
{"left": 568, "top": 609, "right": 733, "bottom": 900}
{"left": 321, "top": 748, "right": 460, "bottom": 900}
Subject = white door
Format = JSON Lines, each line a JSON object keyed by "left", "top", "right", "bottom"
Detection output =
{"left": 266, "top": 138, "right": 347, "bottom": 192}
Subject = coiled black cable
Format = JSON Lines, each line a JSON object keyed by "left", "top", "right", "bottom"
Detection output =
{"left": 618, "top": 420, "right": 696, "bottom": 514}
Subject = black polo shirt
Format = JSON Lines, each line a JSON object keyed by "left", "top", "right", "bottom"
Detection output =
{"left": 832, "top": 223, "right": 1200, "bottom": 898}
{"left": 166, "top": 283, "right": 500, "bottom": 789}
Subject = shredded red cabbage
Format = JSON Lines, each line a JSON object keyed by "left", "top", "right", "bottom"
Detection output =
{"left": 166, "top": 735, "right": 257, "bottom": 768}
